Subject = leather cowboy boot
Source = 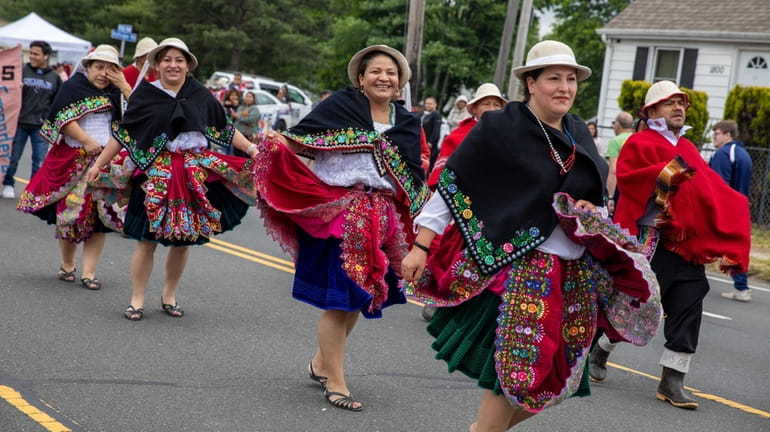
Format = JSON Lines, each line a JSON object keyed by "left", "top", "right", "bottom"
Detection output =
{"left": 656, "top": 366, "right": 699, "bottom": 409}
{"left": 588, "top": 345, "right": 611, "bottom": 383}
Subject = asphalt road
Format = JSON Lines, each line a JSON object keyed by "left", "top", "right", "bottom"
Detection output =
{"left": 1, "top": 152, "right": 769, "bottom": 432}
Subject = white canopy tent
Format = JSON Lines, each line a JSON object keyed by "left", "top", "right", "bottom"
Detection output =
{"left": 0, "top": 12, "right": 91, "bottom": 65}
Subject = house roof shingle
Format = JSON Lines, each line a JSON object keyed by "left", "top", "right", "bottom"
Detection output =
{"left": 602, "top": 0, "right": 770, "bottom": 37}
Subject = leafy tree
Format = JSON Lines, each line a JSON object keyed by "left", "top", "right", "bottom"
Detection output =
{"left": 539, "top": 0, "right": 634, "bottom": 119}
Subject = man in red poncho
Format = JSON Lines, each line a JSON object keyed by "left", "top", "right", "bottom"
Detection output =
{"left": 589, "top": 80, "right": 750, "bottom": 410}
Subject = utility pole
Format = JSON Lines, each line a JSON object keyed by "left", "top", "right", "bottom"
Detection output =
{"left": 405, "top": 0, "right": 426, "bottom": 104}
{"left": 507, "top": 0, "right": 533, "bottom": 100}
{"left": 494, "top": 0, "right": 521, "bottom": 90}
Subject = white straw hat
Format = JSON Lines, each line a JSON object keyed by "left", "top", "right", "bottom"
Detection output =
{"left": 347, "top": 44, "right": 411, "bottom": 90}
{"left": 640, "top": 80, "right": 690, "bottom": 118}
{"left": 467, "top": 83, "right": 507, "bottom": 107}
{"left": 133, "top": 37, "right": 157, "bottom": 59}
{"left": 148, "top": 37, "right": 198, "bottom": 70}
{"left": 80, "top": 44, "right": 122, "bottom": 69}
{"left": 513, "top": 40, "right": 591, "bottom": 82}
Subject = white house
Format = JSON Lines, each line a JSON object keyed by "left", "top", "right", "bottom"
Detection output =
{"left": 595, "top": 0, "right": 770, "bottom": 143}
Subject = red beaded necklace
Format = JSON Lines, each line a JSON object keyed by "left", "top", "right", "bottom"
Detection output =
{"left": 527, "top": 104, "right": 576, "bottom": 175}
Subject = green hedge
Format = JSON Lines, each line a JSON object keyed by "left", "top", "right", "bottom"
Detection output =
{"left": 617, "top": 80, "right": 709, "bottom": 145}
{"left": 724, "top": 85, "right": 770, "bottom": 148}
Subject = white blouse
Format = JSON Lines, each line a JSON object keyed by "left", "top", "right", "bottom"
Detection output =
{"left": 63, "top": 111, "right": 112, "bottom": 148}
{"left": 310, "top": 121, "right": 396, "bottom": 191}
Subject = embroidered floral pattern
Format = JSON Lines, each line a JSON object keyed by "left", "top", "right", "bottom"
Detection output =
{"left": 285, "top": 128, "right": 429, "bottom": 216}
{"left": 113, "top": 123, "right": 236, "bottom": 172}
{"left": 339, "top": 192, "right": 406, "bottom": 313}
{"left": 17, "top": 148, "right": 124, "bottom": 242}
{"left": 495, "top": 252, "right": 597, "bottom": 412}
{"left": 139, "top": 149, "right": 256, "bottom": 243}
{"left": 551, "top": 192, "right": 662, "bottom": 346}
{"left": 41, "top": 96, "right": 113, "bottom": 144}
{"left": 438, "top": 168, "right": 547, "bottom": 275}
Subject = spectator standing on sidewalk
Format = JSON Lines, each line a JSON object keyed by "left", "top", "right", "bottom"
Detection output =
{"left": 2, "top": 40, "right": 62, "bottom": 199}
{"left": 422, "top": 96, "right": 442, "bottom": 173}
{"left": 446, "top": 94, "right": 471, "bottom": 131}
{"left": 711, "top": 120, "right": 753, "bottom": 302}
{"left": 605, "top": 111, "right": 634, "bottom": 216}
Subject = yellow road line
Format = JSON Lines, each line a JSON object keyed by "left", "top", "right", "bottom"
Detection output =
{"left": 204, "top": 238, "right": 770, "bottom": 420}
{"left": 0, "top": 386, "right": 72, "bottom": 432}
{"left": 608, "top": 362, "right": 770, "bottom": 419}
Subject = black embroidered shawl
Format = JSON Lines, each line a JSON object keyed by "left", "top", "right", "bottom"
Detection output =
{"left": 285, "top": 87, "right": 428, "bottom": 216}
{"left": 440, "top": 101, "right": 608, "bottom": 274}
{"left": 40, "top": 72, "right": 122, "bottom": 144}
{"left": 113, "top": 77, "right": 233, "bottom": 170}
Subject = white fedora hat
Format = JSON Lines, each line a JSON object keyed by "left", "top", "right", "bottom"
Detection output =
{"left": 347, "top": 44, "right": 411, "bottom": 90}
{"left": 467, "top": 83, "right": 507, "bottom": 107}
{"left": 133, "top": 37, "right": 158, "bottom": 59}
{"left": 640, "top": 80, "right": 689, "bottom": 118}
{"left": 80, "top": 44, "right": 122, "bottom": 69}
{"left": 513, "top": 40, "right": 591, "bottom": 82}
{"left": 148, "top": 37, "right": 198, "bottom": 70}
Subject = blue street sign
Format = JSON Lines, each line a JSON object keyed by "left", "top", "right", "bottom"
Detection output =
{"left": 111, "top": 30, "right": 137, "bottom": 43}
{"left": 117, "top": 24, "right": 133, "bottom": 34}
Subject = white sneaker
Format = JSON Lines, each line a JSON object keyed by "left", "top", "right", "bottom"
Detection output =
{"left": 1, "top": 185, "right": 14, "bottom": 199}
{"left": 721, "top": 290, "right": 751, "bottom": 302}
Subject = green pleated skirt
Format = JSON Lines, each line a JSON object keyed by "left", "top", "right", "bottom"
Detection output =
{"left": 427, "top": 290, "right": 591, "bottom": 399}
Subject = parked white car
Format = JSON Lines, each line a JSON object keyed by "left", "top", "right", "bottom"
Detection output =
{"left": 208, "top": 71, "right": 312, "bottom": 129}
{"left": 247, "top": 89, "right": 293, "bottom": 132}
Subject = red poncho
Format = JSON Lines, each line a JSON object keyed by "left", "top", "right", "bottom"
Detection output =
{"left": 615, "top": 129, "right": 750, "bottom": 273}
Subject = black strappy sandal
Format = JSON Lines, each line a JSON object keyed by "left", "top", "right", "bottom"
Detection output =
{"left": 124, "top": 305, "right": 144, "bottom": 321}
{"left": 57, "top": 266, "right": 76, "bottom": 282}
{"left": 308, "top": 361, "right": 327, "bottom": 388}
{"left": 161, "top": 300, "right": 184, "bottom": 318}
{"left": 324, "top": 389, "right": 363, "bottom": 412}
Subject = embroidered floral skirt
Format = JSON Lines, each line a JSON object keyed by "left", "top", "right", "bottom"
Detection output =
{"left": 98, "top": 149, "right": 256, "bottom": 247}
{"left": 17, "top": 144, "right": 123, "bottom": 243}
{"left": 404, "top": 193, "right": 662, "bottom": 412}
{"left": 253, "top": 137, "right": 411, "bottom": 318}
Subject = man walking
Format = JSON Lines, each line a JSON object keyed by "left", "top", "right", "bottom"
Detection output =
{"left": 592, "top": 81, "right": 750, "bottom": 410}
{"left": 2, "top": 40, "right": 62, "bottom": 199}
{"left": 711, "top": 120, "right": 753, "bottom": 302}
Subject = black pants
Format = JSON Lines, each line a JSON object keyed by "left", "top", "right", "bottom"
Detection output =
{"left": 651, "top": 246, "right": 710, "bottom": 354}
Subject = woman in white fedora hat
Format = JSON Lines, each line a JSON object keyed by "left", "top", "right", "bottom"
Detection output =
{"left": 402, "top": 40, "right": 661, "bottom": 431}
{"left": 87, "top": 37, "right": 258, "bottom": 321}
{"left": 253, "top": 44, "right": 428, "bottom": 411}
{"left": 18, "top": 44, "right": 131, "bottom": 291}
